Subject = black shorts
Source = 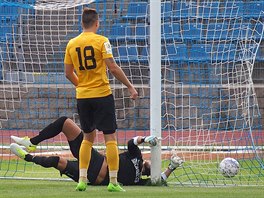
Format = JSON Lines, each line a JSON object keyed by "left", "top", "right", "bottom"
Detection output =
{"left": 77, "top": 94, "right": 117, "bottom": 134}
{"left": 60, "top": 148, "right": 105, "bottom": 185}
{"left": 68, "top": 132, "right": 83, "bottom": 159}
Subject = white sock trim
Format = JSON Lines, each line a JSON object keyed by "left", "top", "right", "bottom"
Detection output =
{"left": 109, "top": 170, "right": 118, "bottom": 178}
{"left": 161, "top": 172, "right": 167, "bottom": 181}
{"left": 133, "top": 136, "right": 139, "bottom": 145}
{"left": 79, "top": 168, "right": 87, "bottom": 178}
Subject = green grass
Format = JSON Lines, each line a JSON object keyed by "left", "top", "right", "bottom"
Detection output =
{"left": 1, "top": 159, "right": 264, "bottom": 197}
{"left": 1, "top": 158, "right": 264, "bottom": 186}
{"left": 0, "top": 180, "right": 263, "bottom": 198}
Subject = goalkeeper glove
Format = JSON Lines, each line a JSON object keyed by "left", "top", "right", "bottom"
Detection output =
{"left": 168, "top": 155, "right": 184, "bottom": 171}
{"left": 144, "top": 135, "right": 158, "bottom": 146}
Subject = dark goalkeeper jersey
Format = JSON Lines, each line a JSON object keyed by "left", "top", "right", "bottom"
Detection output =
{"left": 117, "top": 139, "right": 144, "bottom": 185}
{"left": 65, "top": 133, "right": 148, "bottom": 185}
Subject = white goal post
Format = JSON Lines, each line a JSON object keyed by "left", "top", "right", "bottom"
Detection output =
{"left": 150, "top": 0, "right": 161, "bottom": 184}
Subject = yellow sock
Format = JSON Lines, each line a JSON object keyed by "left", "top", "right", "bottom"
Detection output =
{"left": 106, "top": 140, "right": 119, "bottom": 184}
{"left": 79, "top": 140, "right": 93, "bottom": 179}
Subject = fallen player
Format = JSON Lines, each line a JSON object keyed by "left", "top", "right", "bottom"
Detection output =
{"left": 10, "top": 117, "right": 183, "bottom": 185}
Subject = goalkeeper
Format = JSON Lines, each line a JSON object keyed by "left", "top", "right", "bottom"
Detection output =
{"left": 10, "top": 117, "right": 183, "bottom": 185}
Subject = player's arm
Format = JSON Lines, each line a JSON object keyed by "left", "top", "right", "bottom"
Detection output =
{"left": 64, "top": 40, "right": 78, "bottom": 86}
{"left": 105, "top": 58, "right": 138, "bottom": 100}
{"left": 127, "top": 136, "right": 158, "bottom": 157}
{"left": 127, "top": 137, "right": 142, "bottom": 158}
{"left": 161, "top": 155, "right": 184, "bottom": 183}
{"left": 64, "top": 64, "right": 78, "bottom": 86}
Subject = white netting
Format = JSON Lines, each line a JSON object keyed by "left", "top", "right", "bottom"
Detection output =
{"left": 160, "top": 0, "right": 264, "bottom": 186}
{"left": 0, "top": 0, "right": 264, "bottom": 186}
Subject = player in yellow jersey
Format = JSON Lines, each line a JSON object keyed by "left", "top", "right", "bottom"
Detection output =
{"left": 64, "top": 8, "right": 138, "bottom": 192}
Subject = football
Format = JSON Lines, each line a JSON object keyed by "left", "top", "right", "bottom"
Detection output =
{"left": 219, "top": 157, "right": 240, "bottom": 178}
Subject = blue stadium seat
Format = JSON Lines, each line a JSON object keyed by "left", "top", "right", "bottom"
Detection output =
{"left": 183, "top": 23, "right": 203, "bottom": 40}
{"left": 117, "top": 45, "right": 138, "bottom": 63}
{"left": 127, "top": 46, "right": 138, "bottom": 56}
{"left": 253, "top": 23, "right": 264, "bottom": 40}
{"left": 190, "top": 44, "right": 211, "bottom": 61}
{"left": 235, "top": 43, "right": 258, "bottom": 61}
{"left": 126, "top": 24, "right": 149, "bottom": 42}
{"left": 162, "top": 1, "right": 173, "bottom": 13}
{"left": 161, "top": 1, "right": 172, "bottom": 19}
{"left": 0, "top": 15, "right": 17, "bottom": 38}
{"left": 122, "top": 2, "right": 148, "bottom": 20}
{"left": 173, "top": 2, "right": 195, "bottom": 19}
{"left": 229, "top": 23, "right": 253, "bottom": 39}
{"left": 139, "top": 46, "right": 149, "bottom": 63}
{"left": 117, "top": 46, "right": 127, "bottom": 58}
{"left": 256, "top": 45, "right": 264, "bottom": 61}
{"left": 162, "top": 44, "right": 188, "bottom": 62}
{"left": 109, "top": 23, "right": 132, "bottom": 41}
{"left": 162, "top": 23, "right": 172, "bottom": 35}
{"left": 112, "top": 46, "right": 118, "bottom": 58}
{"left": 0, "top": 15, "right": 18, "bottom": 62}
{"left": 135, "top": 24, "right": 149, "bottom": 41}
{"left": 197, "top": 1, "right": 243, "bottom": 18}
{"left": 243, "top": 1, "right": 264, "bottom": 18}
{"left": 0, "top": 4, "right": 19, "bottom": 15}
{"left": 206, "top": 23, "right": 229, "bottom": 40}
{"left": 197, "top": 1, "right": 220, "bottom": 18}
{"left": 135, "top": 24, "right": 149, "bottom": 36}
{"left": 211, "top": 44, "right": 236, "bottom": 62}
{"left": 222, "top": 1, "right": 243, "bottom": 18}
{"left": 140, "top": 46, "right": 149, "bottom": 57}
{"left": 162, "top": 23, "right": 180, "bottom": 41}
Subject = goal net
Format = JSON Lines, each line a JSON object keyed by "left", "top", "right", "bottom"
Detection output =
{"left": 0, "top": 0, "right": 264, "bottom": 186}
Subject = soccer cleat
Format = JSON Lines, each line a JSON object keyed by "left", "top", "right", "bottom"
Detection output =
{"left": 168, "top": 155, "right": 184, "bottom": 171}
{"left": 11, "top": 135, "right": 37, "bottom": 152}
{"left": 10, "top": 143, "right": 28, "bottom": 159}
{"left": 107, "top": 183, "right": 125, "bottom": 192}
{"left": 75, "top": 181, "right": 87, "bottom": 191}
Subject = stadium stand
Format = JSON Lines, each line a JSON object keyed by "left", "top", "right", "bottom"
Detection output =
{"left": 0, "top": 0, "right": 263, "bottom": 187}
{"left": 122, "top": 2, "right": 148, "bottom": 20}
{"left": 189, "top": 44, "right": 211, "bottom": 62}
{"left": 243, "top": 1, "right": 264, "bottom": 18}
{"left": 162, "top": 23, "right": 180, "bottom": 41}
{"left": 0, "top": 4, "right": 20, "bottom": 81}
{"left": 182, "top": 23, "right": 203, "bottom": 40}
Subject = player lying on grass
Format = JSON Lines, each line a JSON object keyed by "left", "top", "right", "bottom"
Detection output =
{"left": 10, "top": 117, "right": 183, "bottom": 185}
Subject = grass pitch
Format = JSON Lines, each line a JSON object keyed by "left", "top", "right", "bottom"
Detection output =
{"left": 0, "top": 180, "right": 263, "bottom": 198}
{"left": 1, "top": 159, "right": 264, "bottom": 197}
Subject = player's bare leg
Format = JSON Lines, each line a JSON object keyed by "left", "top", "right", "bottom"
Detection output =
{"left": 61, "top": 118, "right": 82, "bottom": 141}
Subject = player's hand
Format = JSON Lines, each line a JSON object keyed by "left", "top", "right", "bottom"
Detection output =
{"left": 169, "top": 155, "right": 184, "bottom": 170}
{"left": 128, "top": 86, "right": 138, "bottom": 100}
{"left": 144, "top": 135, "right": 158, "bottom": 146}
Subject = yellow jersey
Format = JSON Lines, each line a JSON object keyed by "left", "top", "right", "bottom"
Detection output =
{"left": 64, "top": 32, "right": 113, "bottom": 99}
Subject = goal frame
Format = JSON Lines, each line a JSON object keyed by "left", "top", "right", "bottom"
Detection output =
{"left": 149, "top": 0, "right": 161, "bottom": 184}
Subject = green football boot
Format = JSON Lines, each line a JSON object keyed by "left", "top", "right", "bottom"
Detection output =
{"left": 10, "top": 143, "right": 28, "bottom": 159}
{"left": 11, "top": 136, "right": 37, "bottom": 152}
{"left": 75, "top": 181, "right": 87, "bottom": 191}
{"left": 107, "top": 183, "right": 126, "bottom": 192}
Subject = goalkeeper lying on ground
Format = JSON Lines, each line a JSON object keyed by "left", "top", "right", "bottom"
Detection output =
{"left": 10, "top": 117, "right": 183, "bottom": 185}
